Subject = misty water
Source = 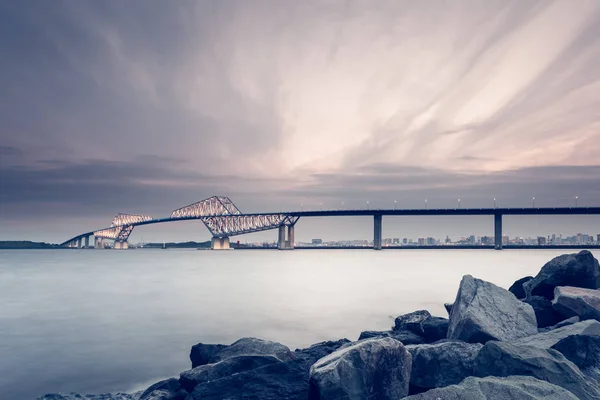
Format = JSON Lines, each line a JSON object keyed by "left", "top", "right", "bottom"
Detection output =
{"left": 1, "top": 248, "right": 597, "bottom": 399}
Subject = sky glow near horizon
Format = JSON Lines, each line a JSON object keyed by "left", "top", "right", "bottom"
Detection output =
{"left": 1, "top": 0, "right": 600, "bottom": 242}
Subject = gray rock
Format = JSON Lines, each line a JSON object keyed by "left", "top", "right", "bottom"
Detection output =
{"left": 358, "top": 330, "right": 425, "bottom": 345}
{"left": 515, "top": 319, "right": 600, "bottom": 349}
{"left": 189, "top": 337, "right": 293, "bottom": 369}
{"left": 553, "top": 286, "right": 600, "bottom": 321}
{"left": 538, "top": 316, "right": 580, "bottom": 333}
{"left": 402, "top": 375, "right": 578, "bottom": 400}
{"left": 189, "top": 343, "right": 228, "bottom": 368}
{"left": 180, "top": 355, "right": 281, "bottom": 392}
{"left": 509, "top": 276, "right": 533, "bottom": 299}
{"left": 524, "top": 250, "right": 600, "bottom": 300}
{"left": 186, "top": 339, "right": 350, "bottom": 400}
{"left": 474, "top": 341, "right": 600, "bottom": 400}
{"left": 139, "top": 378, "right": 186, "bottom": 400}
{"left": 392, "top": 310, "right": 448, "bottom": 343}
{"left": 448, "top": 275, "right": 537, "bottom": 343}
{"left": 308, "top": 337, "right": 411, "bottom": 400}
{"left": 37, "top": 395, "right": 139, "bottom": 400}
{"left": 444, "top": 303, "right": 453, "bottom": 316}
{"left": 393, "top": 310, "right": 431, "bottom": 334}
{"left": 293, "top": 339, "right": 352, "bottom": 368}
{"left": 186, "top": 360, "right": 309, "bottom": 400}
{"left": 524, "top": 295, "right": 564, "bottom": 328}
{"left": 421, "top": 317, "right": 449, "bottom": 342}
{"left": 552, "top": 334, "right": 600, "bottom": 383}
{"left": 405, "top": 341, "right": 482, "bottom": 394}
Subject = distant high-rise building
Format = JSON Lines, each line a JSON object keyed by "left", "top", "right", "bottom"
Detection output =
{"left": 403, "top": 238, "right": 408, "bottom": 245}
{"left": 418, "top": 238, "right": 426, "bottom": 246}
{"left": 392, "top": 238, "right": 400, "bottom": 244}
{"left": 551, "top": 234, "right": 556, "bottom": 244}
{"left": 312, "top": 239, "right": 322, "bottom": 245}
{"left": 502, "top": 235, "right": 509, "bottom": 245}
{"left": 481, "top": 236, "right": 492, "bottom": 245}
{"left": 537, "top": 236, "right": 546, "bottom": 245}
{"left": 468, "top": 235, "right": 476, "bottom": 245}
{"left": 427, "top": 237, "right": 436, "bottom": 246}
{"left": 445, "top": 235, "right": 451, "bottom": 244}
{"left": 597, "top": 234, "right": 600, "bottom": 244}
{"left": 383, "top": 238, "right": 392, "bottom": 246}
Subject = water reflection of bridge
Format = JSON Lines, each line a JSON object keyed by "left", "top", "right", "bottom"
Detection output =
{"left": 61, "top": 196, "right": 600, "bottom": 250}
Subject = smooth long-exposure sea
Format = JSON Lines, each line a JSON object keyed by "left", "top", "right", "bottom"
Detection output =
{"left": 1, "top": 248, "right": 597, "bottom": 399}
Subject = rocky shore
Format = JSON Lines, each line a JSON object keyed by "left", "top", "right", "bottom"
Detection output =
{"left": 39, "top": 250, "right": 600, "bottom": 399}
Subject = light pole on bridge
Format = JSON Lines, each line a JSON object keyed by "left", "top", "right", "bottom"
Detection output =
{"left": 532, "top": 197, "right": 535, "bottom": 208}
{"left": 575, "top": 196, "right": 579, "bottom": 207}
{"left": 493, "top": 198, "right": 496, "bottom": 209}
{"left": 367, "top": 200, "right": 370, "bottom": 210}
{"left": 457, "top": 199, "right": 461, "bottom": 209}
{"left": 425, "top": 199, "right": 428, "bottom": 209}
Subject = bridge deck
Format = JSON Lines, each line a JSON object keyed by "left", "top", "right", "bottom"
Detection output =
{"left": 61, "top": 207, "right": 600, "bottom": 246}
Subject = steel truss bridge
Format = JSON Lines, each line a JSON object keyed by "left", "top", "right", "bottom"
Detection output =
{"left": 61, "top": 196, "right": 600, "bottom": 250}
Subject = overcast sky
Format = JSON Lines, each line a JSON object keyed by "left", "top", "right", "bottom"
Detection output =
{"left": 1, "top": 0, "right": 600, "bottom": 243}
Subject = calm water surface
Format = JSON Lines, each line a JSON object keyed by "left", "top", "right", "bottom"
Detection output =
{"left": 1, "top": 248, "right": 596, "bottom": 399}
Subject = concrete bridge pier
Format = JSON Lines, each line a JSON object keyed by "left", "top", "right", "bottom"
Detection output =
{"left": 84, "top": 236, "right": 89, "bottom": 249}
{"left": 374, "top": 214, "right": 382, "bottom": 250}
{"left": 211, "top": 237, "right": 230, "bottom": 250}
{"left": 278, "top": 225, "right": 295, "bottom": 250}
{"left": 76, "top": 238, "right": 82, "bottom": 248}
{"left": 114, "top": 241, "right": 129, "bottom": 250}
{"left": 494, "top": 213, "right": 503, "bottom": 250}
{"left": 94, "top": 237, "right": 107, "bottom": 249}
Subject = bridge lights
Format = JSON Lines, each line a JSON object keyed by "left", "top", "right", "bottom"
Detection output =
{"left": 532, "top": 197, "right": 535, "bottom": 208}
{"left": 493, "top": 198, "right": 496, "bottom": 209}
{"left": 367, "top": 200, "right": 370, "bottom": 210}
{"left": 575, "top": 196, "right": 579, "bottom": 207}
{"left": 425, "top": 199, "right": 428, "bottom": 209}
{"left": 457, "top": 199, "right": 461, "bottom": 209}
{"left": 394, "top": 200, "right": 397, "bottom": 210}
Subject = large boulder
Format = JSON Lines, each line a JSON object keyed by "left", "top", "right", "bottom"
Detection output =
{"left": 552, "top": 334, "right": 600, "bottom": 383}
{"left": 515, "top": 319, "right": 600, "bottom": 349}
{"left": 402, "top": 375, "right": 578, "bottom": 400}
{"left": 448, "top": 275, "right": 537, "bottom": 343}
{"left": 38, "top": 395, "right": 139, "bottom": 400}
{"left": 393, "top": 310, "right": 431, "bottom": 333}
{"left": 189, "top": 337, "right": 293, "bottom": 368}
{"left": 293, "top": 339, "right": 352, "bottom": 368}
{"left": 392, "top": 310, "right": 448, "bottom": 343}
{"left": 509, "top": 276, "right": 533, "bottom": 299}
{"left": 308, "top": 337, "right": 411, "bottom": 400}
{"left": 186, "top": 339, "right": 350, "bottom": 400}
{"left": 180, "top": 355, "right": 281, "bottom": 392}
{"left": 139, "top": 378, "right": 186, "bottom": 400}
{"left": 474, "top": 341, "right": 600, "bottom": 400}
{"left": 553, "top": 286, "right": 600, "bottom": 321}
{"left": 524, "top": 295, "right": 564, "bottom": 328}
{"left": 358, "top": 330, "right": 425, "bottom": 345}
{"left": 406, "top": 341, "right": 483, "bottom": 394}
{"left": 524, "top": 250, "right": 600, "bottom": 300}
{"left": 189, "top": 343, "right": 227, "bottom": 368}
{"left": 186, "top": 360, "right": 309, "bottom": 400}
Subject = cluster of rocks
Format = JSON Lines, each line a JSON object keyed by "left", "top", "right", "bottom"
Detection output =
{"left": 40, "top": 250, "right": 600, "bottom": 400}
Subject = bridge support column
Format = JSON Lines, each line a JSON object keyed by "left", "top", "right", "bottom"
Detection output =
{"left": 211, "top": 237, "right": 230, "bottom": 250}
{"left": 114, "top": 241, "right": 128, "bottom": 250}
{"left": 278, "top": 225, "right": 294, "bottom": 250}
{"left": 76, "top": 238, "right": 82, "bottom": 248}
{"left": 494, "top": 213, "right": 503, "bottom": 250}
{"left": 374, "top": 214, "right": 382, "bottom": 250}
{"left": 286, "top": 225, "right": 295, "bottom": 249}
{"left": 85, "top": 236, "right": 89, "bottom": 249}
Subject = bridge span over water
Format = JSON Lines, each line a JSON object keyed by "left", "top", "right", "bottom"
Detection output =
{"left": 61, "top": 196, "right": 600, "bottom": 250}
